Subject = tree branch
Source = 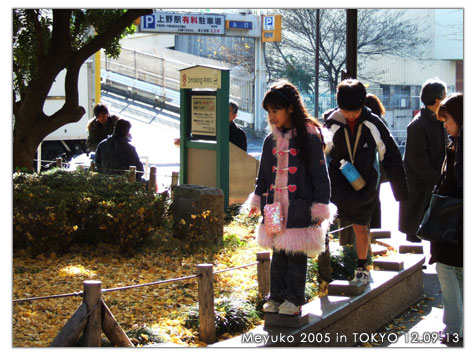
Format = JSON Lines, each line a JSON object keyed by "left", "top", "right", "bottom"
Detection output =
{"left": 29, "top": 10, "right": 45, "bottom": 65}
{"left": 75, "top": 9, "right": 152, "bottom": 64}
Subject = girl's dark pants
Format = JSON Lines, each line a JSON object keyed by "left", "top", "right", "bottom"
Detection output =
{"left": 270, "top": 249, "right": 307, "bottom": 306}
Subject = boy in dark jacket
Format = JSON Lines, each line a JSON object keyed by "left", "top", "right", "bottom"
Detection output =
{"left": 95, "top": 119, "right": 144, "bottom": 181}
{"left": 324, "top": 79, "right": 409, "bottom": 284}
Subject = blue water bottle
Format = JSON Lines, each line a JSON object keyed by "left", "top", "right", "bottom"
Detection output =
{"left": 340, "top": 159, "right": 366, "bottom": 191}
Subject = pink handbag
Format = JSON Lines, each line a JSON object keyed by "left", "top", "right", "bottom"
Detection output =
{"left": 264, "top": 201, "right": 284, "bottom": 236}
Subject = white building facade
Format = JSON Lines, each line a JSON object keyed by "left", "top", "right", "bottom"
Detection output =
{"left": 359, "top": 9, "right": 463, "bottom": 135}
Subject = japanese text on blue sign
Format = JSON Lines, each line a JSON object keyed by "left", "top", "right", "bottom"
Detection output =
{"left": 227, "top": 21, "right": 253, "bottom": 29}
{"left": 141, "top": 11, "right": 225, "bottom": 34}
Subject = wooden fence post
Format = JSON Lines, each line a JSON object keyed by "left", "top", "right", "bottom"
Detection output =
{"left": 256, "top": 251, "right": 270, "bottom": 298}
{"left": 197, "top": 264, "right": 215, "bottom": 344}
{"left": 83, "top": 280, "right": 102, "bottom": 347}
{"left": 101, "top": 300, "right": 133, "bottom": 347}
{"left": 170, "top": 171, "right": 179, "bottom": 198}
{"left": 128, "top": 166, "right": 136, "bottom": 183}
{"left": 50, "top": 303, "right": 88, "bottom": 346}
{"left": 148, "top": 166, "right": 157, "bottom": 192}
{"left": 56, "top": 157, "right": 62, "bottom": 168}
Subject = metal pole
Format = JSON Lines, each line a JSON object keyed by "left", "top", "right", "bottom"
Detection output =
{"left": 346, "top": 9, "right": 358, "bottom": 79}
{"left": 94, "top": 51, "right": 101, "bottom": 105}
{"left": 254, "top": 17, "right": 266, "bottom": 132}
{"left": 37, "top": 142, "right": 42, "bottom": 172}
{"left": 314, "top": 9, "right": 320, "bottom": 118}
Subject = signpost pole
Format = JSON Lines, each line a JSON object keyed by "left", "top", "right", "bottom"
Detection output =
{"left": 254, "top": 37, "right": 266, "bottom": 132}
{"left": 179, "top": 87, "right": 189, "bottom": 185}
{"left": 216, "top": 70, "right": 230, "bottom": 208}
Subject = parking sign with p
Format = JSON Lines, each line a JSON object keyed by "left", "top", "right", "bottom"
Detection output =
{"left": 263, "top": 16, "right": 275, "bottom": 30}
{"left": 143, "top": 15, "right": 156, "bottom": 29}
{"left": 261, "top": 15, "right": 281, "bottom": 42}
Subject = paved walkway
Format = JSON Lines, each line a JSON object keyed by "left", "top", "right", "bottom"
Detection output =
{"left": 370, "top": 183, "right": 462, "bottom": 348}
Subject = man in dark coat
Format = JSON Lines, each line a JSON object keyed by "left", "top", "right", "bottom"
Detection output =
{"left": 173, "top": 100, "right": 247, "bottom": 152}
{"left": 95, "top": 119, "right": 144, "bottom": 181}
{"left": 398, "top": 79, "right": 448, "bottom": 242}
{"left": 229, "top": 100, "right": 247, "bottom": 152}
{"left": 86, "top": 103, "right": 119, "bottom": 152}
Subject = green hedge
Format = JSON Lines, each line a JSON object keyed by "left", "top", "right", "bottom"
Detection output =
{"left": 13, "top": 169, "right": 168, "bottom": 256}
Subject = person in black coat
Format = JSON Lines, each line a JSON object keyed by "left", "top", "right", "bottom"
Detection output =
{"left": 95, "top": 119, "right": 144, "bottom": 181}
{"left": 86, "top": 103, "right": 119, "bottom": 153}
{"left": 324, "top": 79, "right": 409, "bottom": 285}
{"left": 173, "top": 100, "right": 247, "bottom": 152}
{"left": 398, "top": 79, "right": 448, "bottom": 242}
{"left": 229, "top": 100, "right": 247, "bottom": 152}
{"left": 428, "top": 93, "right": 463, "bottom": 344}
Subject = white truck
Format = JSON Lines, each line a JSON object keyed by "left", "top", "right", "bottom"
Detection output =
{"left": 37, "top": 60, "right": 96, "bottom": 171}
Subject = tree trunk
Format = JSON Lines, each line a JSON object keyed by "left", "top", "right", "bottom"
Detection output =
{"left": 12, "top": 9, "right": 154, "bottom": 172}
{"left": 13, "top": 125, "right": 40, "bottom": 172}
{"left": 13, "top": 104, "right": 85, "bottom": 172}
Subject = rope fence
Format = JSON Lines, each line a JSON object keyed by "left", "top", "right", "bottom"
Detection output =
{"left": 13, "top": 251, "right": 272, "bottom": 346}
{"left": 12, "top": 224, "right": 352, "bottom": 305}
{"left": 13, "top": 225, "right": 353, "bottom": 305}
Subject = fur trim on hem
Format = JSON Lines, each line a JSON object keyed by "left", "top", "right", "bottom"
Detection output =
{"left": 256, "top": 222, "right": 327, "bottom": 257}
{"left": 311, "top": 202, "right": 337, "bottom": 223}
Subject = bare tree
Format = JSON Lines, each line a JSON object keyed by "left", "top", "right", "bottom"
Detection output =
{"left": 266, "top": 9, "right": 423, "bottom": 96}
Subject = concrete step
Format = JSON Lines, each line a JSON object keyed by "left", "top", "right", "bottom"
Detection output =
{"left": 211, "top": 253, "right": 425, "bottom": 347}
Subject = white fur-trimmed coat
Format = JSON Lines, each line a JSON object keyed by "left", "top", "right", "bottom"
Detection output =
{"left": 247, "top": 123, "right": 336, "bottom": 257}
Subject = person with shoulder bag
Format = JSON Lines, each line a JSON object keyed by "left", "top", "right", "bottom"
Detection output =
{"left": 399, "top": 79, "right": 448, "bottom": 242}
{"left": 247, "top": 80, "right": 336, "bottom": 316}
{"left": 420, "top": 93, "right": 463, "bottom": 344}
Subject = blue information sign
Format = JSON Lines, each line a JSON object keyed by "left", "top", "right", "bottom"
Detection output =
{"left": 141, "top": 11, "right": 225, "bottom": 34}
{"left": 227, "top": 21, "right": 253, "bottom": 29}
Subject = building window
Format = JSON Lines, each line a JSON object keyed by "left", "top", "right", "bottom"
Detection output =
{"left": 381, "top": 85, "right": 411, "bottom": 109}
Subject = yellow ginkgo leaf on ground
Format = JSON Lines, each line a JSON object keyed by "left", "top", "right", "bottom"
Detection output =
{"left": 13, "top": 228, "right": 264, "bottom": 347}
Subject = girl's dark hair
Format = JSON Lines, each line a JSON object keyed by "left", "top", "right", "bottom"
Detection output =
{"left": 365, "top": 93, "right": 386, "bottom": 117}
{"left": 262, "top": 80, "right": 322, "bottom": 167}
{"left": 420, "top": 78, "right": 447, "bottom": 106}
{"left": 337, "top": 79, "right": 367, "bottom": 110}
{"left": 437, "top": 92, "right": 463, "bottom": 128}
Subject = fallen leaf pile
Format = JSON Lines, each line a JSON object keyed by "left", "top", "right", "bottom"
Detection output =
{"left": 13, "top": 224, "right": 262, "bottom": 347}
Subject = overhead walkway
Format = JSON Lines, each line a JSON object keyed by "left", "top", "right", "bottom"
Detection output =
{"left": 102, "top": 69, "right": 180, "bottom": 114}
{"left": 101, "top": 47, "right": 255, "bottom": 125}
